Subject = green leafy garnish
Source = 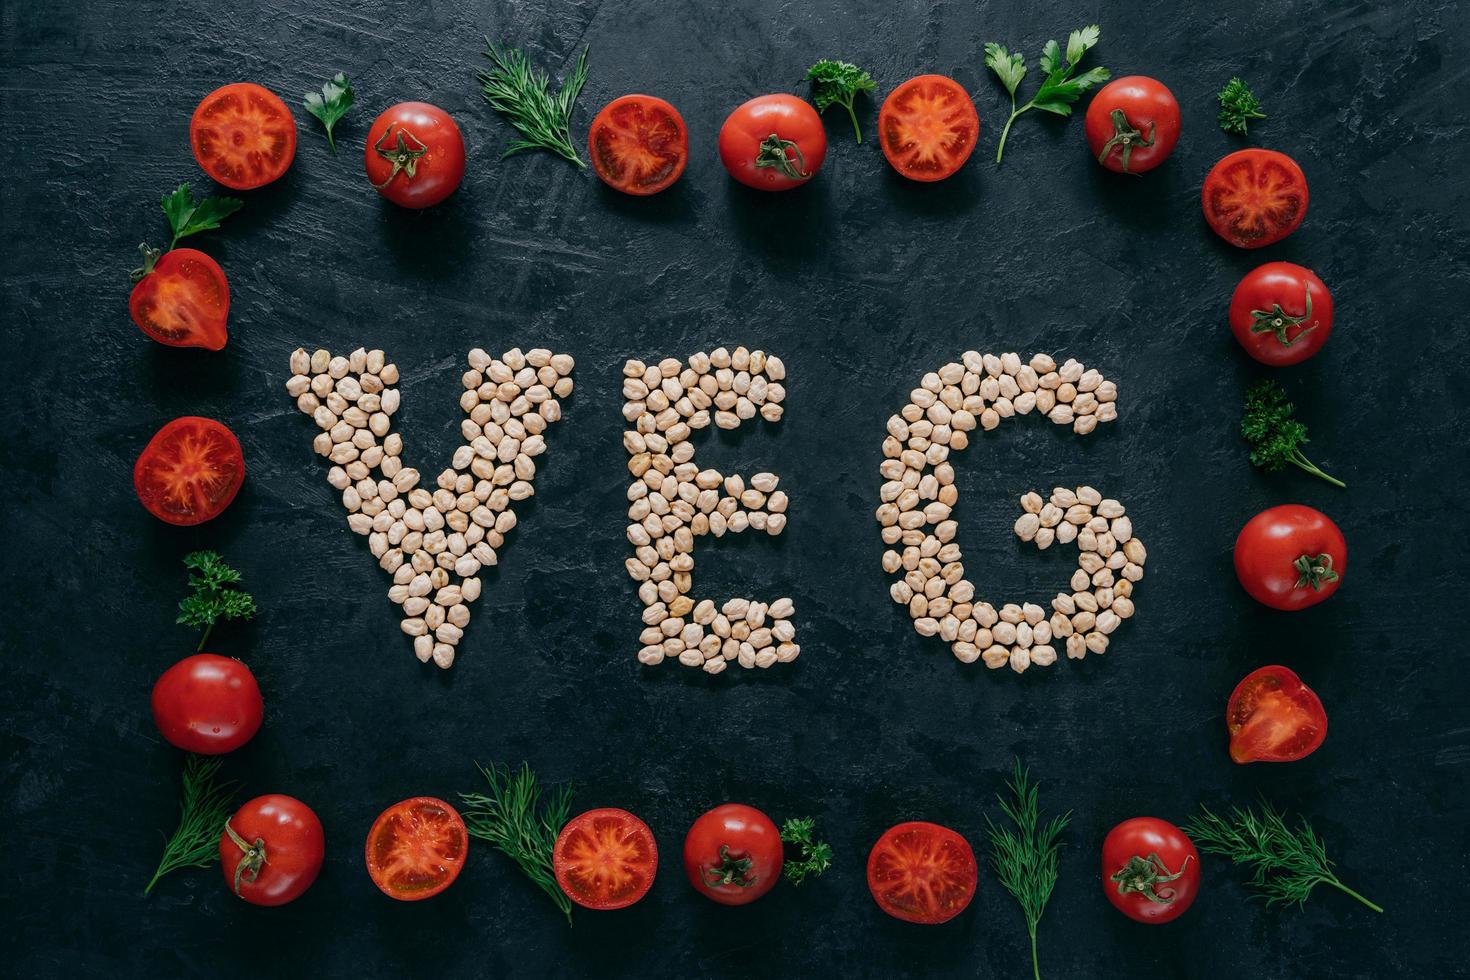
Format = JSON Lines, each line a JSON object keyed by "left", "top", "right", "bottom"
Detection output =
{"left": 1184, "top": 802, "right": 1381, "bottom": 912}
{"left": 1218, "top": 77, "right": 1267, "bottom": 135}
{"left": 460, "top": 762, "right": 574, "bottom": 924}
{"left": 806, "top": 59, "right": 877, "bottom": 143}
{"left": 780, "top": 817, "right": 833, "bottom": 884}
{"left": 161, "top": 183, "right": 243, "bottom": 251}
{"left": 303, "top": 72, "right": 355, "bottom": 154}
{"left": 145, "top": 754, "right": 239, "bottom": 896}
{"left": 478, "top": 43, "right": 589, "bottom": 168}
{"left": 985, "top": 25, "right": 1110, "bottom": 164}
{"left": 1241, "top": 379, "right": 1344, "bottom": 488}
{"left": 177, "top": 551, "right": 258, "bottom": 652}
{"left": 987, "top": 759, "right": 1070, "bottom": 980}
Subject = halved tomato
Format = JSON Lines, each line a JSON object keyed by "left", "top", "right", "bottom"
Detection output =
{"left": 1202, "top": 149, "right": 1308, "bottom": 248}
{"left": 866, "top": 821, "right": 976, "bottom": 924}
{"left": 190, "top": 82, "right": 297, "bottom": 190}
{"left": 133, "top": 417, "right": 245, "bottom": 526}
{"left": 365, "top": 797, "right": 469, "bottom": 901}
{"left": 589, "top": 95, "right": 688, "bottom": 196}
{"left": 878, "top": 75, "right": 979, "bottom": 182}
{"left": 554, "top": 807, "right": 658, "bottom": 909}
{"left": 1226, "top": 665, "right": 1327, "bottom": 764}
{"left": 129, "top": 247, "right": 229, "bottom": 350}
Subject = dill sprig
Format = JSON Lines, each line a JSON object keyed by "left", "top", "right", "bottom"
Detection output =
{"left": 478, "top": 43, "right": 589, "bottom": 168}
{"left": 1184, "top": 802, "right": 1382, "bottom": 913}
{"left": 987, "top": 759, "right": 1070, "bottom": 980}
{"left": 145, "top": 754, "right": 239, "bottom": 895}
{"left": 460, "top": 762, "right": 574, "bottom": 923}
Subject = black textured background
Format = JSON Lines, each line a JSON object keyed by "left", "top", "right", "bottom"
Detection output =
{"left": 3, "top": 0, "right": 1468, "bottom": 977}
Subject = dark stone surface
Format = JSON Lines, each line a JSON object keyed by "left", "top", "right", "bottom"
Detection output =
{"left": 3, "top": 0, "right": 1467, "bottom": 976}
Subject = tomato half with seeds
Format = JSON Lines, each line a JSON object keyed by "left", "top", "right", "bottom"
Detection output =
{"left": 1202, "top": 148, "right": 1308, "bottom": 248}
{"left": 1226, "top": 665, "right": 1328, "bottom": 763}
{"left": 365, "top": 102, "right": 466, "bottom": 209}
{"left": 190, "top": 83, "right": 297, "bottom": 190}
{"left": 1234, "top": 504, "right": 1346, "bottom": 611}
{"left": 151, "top": 654, "right": 263, "bottom": 755}
{"left": 1101, "top": 817, "right": 1200, "bottom": 923}
{"left": 683, "top": 803, "right": 783, "bottom": 905}
{"left": 718, "top": 95, "right": 826, "bottom": 191}
{"left": 221, "top": 795, "right": 324, "bottom": 906}
{"left": 589, "top": 95, "right": 688, "bottom": 196}
{"left": 129, "top": 247, "right": 229, "bottom": 350}
{"left": 1084, "top": 76, "right": 1181, "bottom": 175}
{"left": 1230, "top": 262, "right": 1334, "bottom": 366}
{"left": 133, "top": 417, "right": 245, "bottom": 526}
{"left": 365, "top": 797, "right": 469, "bottom": 901}
{"left": 553, "top": 807, "right": 658, "bottom": 909}
{"left": 866, "top": 821, "right": 976, "bottom": 924}
{"left": 878, "top": 75, "right": 979, "bottom": 182}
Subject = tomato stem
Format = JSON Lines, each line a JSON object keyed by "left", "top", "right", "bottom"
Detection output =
{"left": 224, "top": 818, "right": 268, "bottom": 896}
{"left": 1293, "top": 553, "right": 1341, "bottom": 591}
{"left": 1250, "top": 286, "right": 1315, "bottom": 347}
{"left": 130, "top": 243, "right": 162, "bottom": 284}
{"left": 753, "top": 133, "right": 810, "bottom": 181}
{"left": 702, "top": 844, "right": 758, "bottom": 888}
{"left": 371, "top": 125, "right": 430, "bottom": 189}
{"left": 1096, "top": 108, "right": 1155, "bottom": 174}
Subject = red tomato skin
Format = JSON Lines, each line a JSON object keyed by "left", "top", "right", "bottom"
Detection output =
{"left": 877, "top": 74, "right": 979, "bottom": 182}
{"left": 1227, "top": 665, "right": 1328, "bottom": 763}
{"left": 151, "top": 654, "right": 263, "bottom": 754}
{"left": 866, "top": 821, "right": 977, "bottom": 924}
{"left": 365, "top": 103, "right": 466, "bottom": 209}
{"left": 1084, "top": 76, "right": 1181, "bottom": 174}
{"left": 588, "top": 95, "right": 689, "bottom": 196}
{"left": 220, "top": 795, "right": 324, "bottom": 906}
{"left": 553, "top": 807, "right": 659, "bottom": 910}
{"left": 365, "top": 797, "right": 469, "bottom": 901}
{"left": 133, "top": 417, "right": 246, "bottom": 526}
{"left": 128, "top": 248, "right": 229, "bottom": 350}
{"left": 190, "top": 83, "right": 297, "bottom": 190}
{"left": 1230, "top": 262, "right": 1333, "bottom": 366}
{"left": 718, "top": 95, "right": 827, "bottom": 191}
{"left": 1234, "top": 505, "right": 1346, "bottom": 611}
{"left": 1100, "top": 818, "right": 1200, "bottom": 923}
{"left": 1202, "top": 149, "right": 1309, "bottom": 248}
{"left": 683, "top": 803, "right": 784, "bottom": 905}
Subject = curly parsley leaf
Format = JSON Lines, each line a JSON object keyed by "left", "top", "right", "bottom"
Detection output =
{"left": 806, "top": 59, "right": 877, "bottom": 142}
{"left": 177, "top": 551, "right": 258, "bottom": 651}
{"left": 1219, "top": 77, "right": 1267, "bottom": 135}
{"left": 1241, "top": 380, "right": 1344, "bottom": 488}
{"left": 160, "top": 183, "right": 242, "bottom": 251}
{"left": 780, "top": 817, "right": 833, "bottom": 885}
{"left": 986, "top": 24, "right": 1110, "bottom": 162}
{"left": 304, "top": 72, "right": 355, "bottom": 154}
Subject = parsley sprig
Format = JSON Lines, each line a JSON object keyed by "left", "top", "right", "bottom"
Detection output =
{"left": 1218, "top": 77, "right": 1267, "bottom": 135}
{"left": 1241, "top": 380, "right": 1344, "bottom": 488}
{"left": 479, "top": 43, "right": 589, "bottom": 168}
{"left": 177, "top": 551, "right": 258, "bottom": 652}
{"left": 460, "top": 762, "right": 574, "bottom": 924}
{"left": 145, "top": 754, "right": 239, "bottom": 896}
{"left": 304, "top": 72, "right": 355, "bottom": 154}
{"left": 985, "top": 25, "right": 1110, "bottom": 164}
{"left": 987, "top": 760, "right": 1070, "bottom": 980}
{"left": 780, "top": 817, "right": 833, "bottom": 884}
{"left": 806, "top": 60, "right": 877, "bottom": 142}
{"left": 1185, "top": 802, "right": 1381, "bottom": 912}
{"left": 133, "top": 184, "right": 242, "bottom": 281}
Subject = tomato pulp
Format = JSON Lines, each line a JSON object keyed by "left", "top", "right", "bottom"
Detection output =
{"left": 129, "top": 247, "right": 229, "bottom": 350}
{"left": 589, "top": 95, "right": 689, "bottom": 195}
{"left": 1202, "top": 148, "right": 1308, "bottom": 248}
{"left": 365, "top": 797, "right": 469, "bottom": 900}
{"left": 190, "top": 82, "right": 297, "bottom": 190}
{"left": 133, "top": 416, "right": 245, "bottom": 526}
{"left": 554, "top": 807, "right": 658, "bottom": 909}
{"left": 878, "top": 74, "right": 979, "bottom": 182}
{"left": 866, "top": 821, "right": 977, "bottom": 924}
{"left": 1227, "top": 665, "right": 1328, "bottom": 763}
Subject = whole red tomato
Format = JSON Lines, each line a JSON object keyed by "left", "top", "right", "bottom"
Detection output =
{"left": 1101, "top": 817, "right": 1200, "bottom": 923}
{"left": 221, "top": 795, "right": 324, "bottom": 906}
{"left": 365, "top": 102, "right": 465, "bottom": 208}
{"left": 151, "top": 654, "right": 262, "bottom": 754}
{"left": 1084, "top": 76, "right": 1181, "bottom": 174}
{"left": 1230, "top": 262, "right": 1333, "bottom": 366}
{"left": 1227, "top": 664, "right": 1328, "bottom": 763}
{"left": 718, "top": 95, "right": 827, "bottom": 191}
{"left": 683, "top": 803, "right": 783, "bottom": 905}
{"left": 129, "top": 247, "right": 229, "bottom": 350}
{"left": 1234, "top": 504, "right": 1346, "bottom": 611}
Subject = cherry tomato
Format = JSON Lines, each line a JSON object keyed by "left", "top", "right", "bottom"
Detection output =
{"left": 553, "top": 807, "right": 658, "bottom": 910}
{"left": 683, "top": 803, "right": 783, "bottom": 905}
{"left": 365, "top": 797, "right": 468, "bottom": 901}
{"left": 588, "top": 95, "right": 689, "bottom": 196}
{"left": 878, "top": 75, "right": 979, "bottom": 182}
{"left": 1234, "top": 504, "right": 1345, "bottom": 611}
{"left": 1230, "top": 262, "right": 1333, "bottom": 366}
{"left": 1202, "top": 148, "right": 1308, "bottom": 248}
{"left": 365, "top": 103, "right": 466, "bottom": 209}
{"left": 1227, "top": 664, "right": 1328, "bottom": 763}
{"left": 190, "top": 83, "right": 297, "bottom": 190}
{"left": 718, "top": 95, "right": 827, "bottom": 191}
{"left": 151, "top": 654, "right": 262, "bottom": 754}
{"left": 129, "top": 248, "right": 229, "bottom": 350}
{"left": 133, "top": 417, "right": 245, "bottom": 526}
{"left": 1084, "top": 76, "right": 1181, "bottom": 175}
{"left": 866, "top": 821, "right": 976, "bottom": 924}
{"left": 1101, "top": 817, "right": 1200, "bottom": 923}
{"left": 220, "top": 795, "right": 324, "bottom": 906}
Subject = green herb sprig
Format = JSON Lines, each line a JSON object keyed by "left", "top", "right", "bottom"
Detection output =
{"left": 1185, "top": 802, "right": 1381, "bottom": 912}
{"left": 1218, "top": 77, "right": 1267, "bottom": 135}
{"left": 460, "top": 762, "right": 574, "bottom": 923}
{"left": 304, "top": 73, "right": 355, "bottom": 153}
{"left": 177, "top": 551, "right": 258, "bottom": 652}
{"left": 806, "top": 60, "right": 877, "bottom": 142}
{"left": 780, "top": 817, "right": 833, "bottom": 884}
{"left": 145, "top": 754, "right": 239, "bottom": 895}
{"left": 479, "top": 43, "right": 589, "bottom": 168}
{"left": 988, "top": 759, "right": 1070, "bottom": 980}
{"left": 985, "top": 25, "right": 1110, "bottom": 164}
{"left": 1241, "top": 379, "right": 1345, "bottom": 488}
{"left": 133, "top": 184, "right": 242, "bottom": 281}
